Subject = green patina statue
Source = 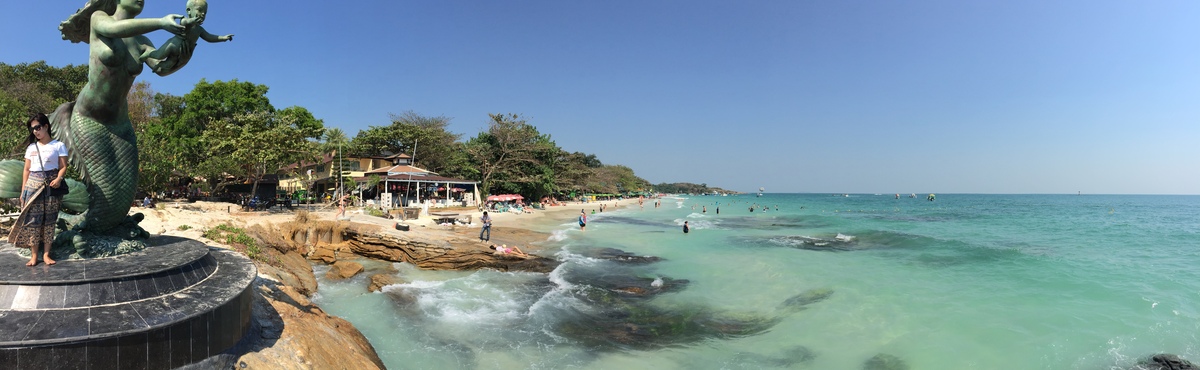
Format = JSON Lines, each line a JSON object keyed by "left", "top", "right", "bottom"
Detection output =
{"left": 5, "top": 0, "right": 228, "bottom": 259}
{"left": 139, "top": 0, "right": 234, "bottom": 77}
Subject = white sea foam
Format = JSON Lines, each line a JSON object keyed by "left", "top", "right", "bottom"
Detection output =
{"left": 548, "top": 229, "right": 570, "bottom": 242}
{"left": 835, "top": 233, "right": 856, "bottom": 242}
{"left": 675, "top": 218, "right": 718, "bottom": 230}
{"left": 651, "top": 277, "right": 663, "bottom": 288}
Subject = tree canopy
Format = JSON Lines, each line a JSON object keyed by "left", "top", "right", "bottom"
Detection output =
{"left": 1, "top": 61, "right": 723, "bottom": 203}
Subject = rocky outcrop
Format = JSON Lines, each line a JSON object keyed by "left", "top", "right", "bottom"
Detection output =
{"left": 863, "top": 353, "right": 909, "bottom": 370}
{"left": 253, "top": 244, "right": 319, "bottom": 296}
{"left": 368, "top": 273, "right": 403, "bottom": 292}
{"left": 342, "top": 227, "right": 559, "bottom": 273}
{"left": 1136, "top": 354, "right": 1199, "bottom": 370}
{"left": 230, "top": 278, "right": 386, "bottom": 370}
{"left": 235, "top": 221, "right": 385, "bottom": 368}
{"left": 326, "top": 260, "right": 364, "bottom": 280}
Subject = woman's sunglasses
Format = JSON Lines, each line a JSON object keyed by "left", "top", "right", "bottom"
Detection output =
{"left": 30, "top": 124, "right": 46, "bottom": 132}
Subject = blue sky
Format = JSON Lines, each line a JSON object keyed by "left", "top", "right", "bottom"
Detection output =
{"left": 2, "top": 1, "right": 1197, "bottom": 194}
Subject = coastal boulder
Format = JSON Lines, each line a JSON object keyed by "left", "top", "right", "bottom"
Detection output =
{"left": 342, "top": 227, "right": 559, "bottom": 273}
{"left": 1134, "top": 354, "right": 1199, "bottom": 370}
{"left": 368, "top": 273, "right": 403, "bottom": 292}
{"left": 309, "top": 244, "right": 337, "bottom": 264}
{"left": 587, "top": 247, "right": 663, "bottom": 264}
{"left": 326, "top": 260, "right": 364, "bottom": 280}
{"left": 256, "top": 247, "right": 319, "bottom": 296}
{"left": 233, "top": 278, "right": 385, "bottom": 370}
{"left": 863, "top": 353, "right": 909, "bottom": 370}
{"left": 778, "top": 288, "right": 834, "bottom": 312}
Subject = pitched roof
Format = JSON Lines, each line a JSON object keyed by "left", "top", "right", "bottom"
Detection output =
{"left": 280, "top": 151, "right": 336, "bottom": 172}
{"left": 364, "top": 164, "right": 435, "bottom": 175}
{"left": 355, "top": 173, "right": 477, "bottom": 184}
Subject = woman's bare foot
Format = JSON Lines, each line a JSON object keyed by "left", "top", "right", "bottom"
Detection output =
{"left": 26, "top": 258, "right": 37, "bottom": 266}
{"left": 43, "top": 255, "right": 56, "bottom": 265}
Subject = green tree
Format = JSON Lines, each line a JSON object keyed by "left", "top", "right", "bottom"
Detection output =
{"left": 321, "top": 127, "right": 350, "bottom": 154}
{"left": 0, "top": 61, "right": 89, "bottom": 158}
{"left": 158, "top": 79, "right": 276, "bottom": 175}
{"left": 128, "top": 82, "right": 177, "bottom": 194}
{"left": 0, "top": 61, "right": 88, "bottom": 113}
{"left": 196, "top": 107, "right": 324, "bottom": 198}
{"left": 349, "top": 111, "right": 470, "bottom": 177}
{"left": 0, "top": 91, "right": 29, "bottom": 157}
{"left": 465, "top": 113, "right": 557, "bottom": 198}
{"left": 551, "top": 151, "right": 601, "bottom": 197}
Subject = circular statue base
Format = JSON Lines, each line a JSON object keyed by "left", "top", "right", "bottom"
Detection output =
{"left": 0, "top": 236, "right": 256, "bottom": 369}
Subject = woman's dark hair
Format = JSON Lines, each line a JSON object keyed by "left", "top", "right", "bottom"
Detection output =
{"left": 18, "top": 113, "right": 51, "bottom": 154}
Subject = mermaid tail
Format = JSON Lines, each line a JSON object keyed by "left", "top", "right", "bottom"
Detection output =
{"left": 60, "top": 106, "right": 138, "bottom": 232}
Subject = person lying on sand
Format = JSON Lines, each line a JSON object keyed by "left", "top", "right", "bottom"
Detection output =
{"left": 489, "top": 244, "right": 529, "bottom": 258}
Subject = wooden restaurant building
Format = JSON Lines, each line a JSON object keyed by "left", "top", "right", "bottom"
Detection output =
{"left": 279, "top": 151, "right": 480, "bottom": 208}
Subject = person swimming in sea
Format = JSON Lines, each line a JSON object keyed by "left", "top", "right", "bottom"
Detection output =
{"left": 683, "top": 221, "right": 690, "bottom": 234}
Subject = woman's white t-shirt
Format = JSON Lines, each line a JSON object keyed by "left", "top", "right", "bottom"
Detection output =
{"left": 25, "top": 140, "right": 68, "bottom": 172}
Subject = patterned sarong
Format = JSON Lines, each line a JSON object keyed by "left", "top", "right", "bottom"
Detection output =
{"left": 8, "top": 170, "right": 61, "bottom": 248}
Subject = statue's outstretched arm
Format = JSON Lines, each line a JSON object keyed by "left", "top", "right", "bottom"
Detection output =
{"left": 92, "top": 13, "right": 184, "bottom": 39}
{"left": 199, "top": 26, "right": 233, "bottom": 43}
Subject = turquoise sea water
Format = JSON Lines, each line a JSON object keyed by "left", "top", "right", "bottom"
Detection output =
{"left": 312, "top": 194, "right": 1200, "bottom": 369}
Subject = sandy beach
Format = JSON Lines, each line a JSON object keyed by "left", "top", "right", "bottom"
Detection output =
{"left": 139, "top": 197, "right": 645, "bottom": 256}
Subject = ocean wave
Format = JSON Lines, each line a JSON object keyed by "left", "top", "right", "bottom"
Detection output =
{"left": 675, "top": 218, "right": 718, "bottom": 230}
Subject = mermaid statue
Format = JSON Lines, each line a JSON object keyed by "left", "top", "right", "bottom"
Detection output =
{"left": 2, "top": 0, "right": 191, "bottom": 258}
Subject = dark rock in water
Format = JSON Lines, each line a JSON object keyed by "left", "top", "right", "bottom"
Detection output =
{"left": 609, "top": 276, "right": 688, "bottom": 296}
{"left": 572, "top": 275, "right": 689, "bottom": 303}
{"left": 596, "top": 216, "right": 676, "bottom": 229}
{"left": 733, "top": 346, "right": 816, "bottom": 368}
{"left": 778, "top": 288, "right": 834, "bottom": 311}
{"left": 864, "top": 353, "right": 909, "bottom": 370}
{"left": 586, "top": 247, "right": 663, "bottom": 264}
{"left": 770, "top": 234, "right": 863, "bottom": 251}
{"left": 384, "top": 287, "right": 421, "bottom": 310}
{"left": 554, "top": 304, "right": 779, "bottom": 351}
{"left": 1135, "top": 354, "right": 1199, "bottom": 370}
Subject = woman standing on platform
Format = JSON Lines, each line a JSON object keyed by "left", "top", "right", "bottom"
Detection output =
{"left": 11, "top": 113, "right": 69, "bottom": 266}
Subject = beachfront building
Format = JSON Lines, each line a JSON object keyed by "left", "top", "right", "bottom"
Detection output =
{"left": 279, "top": 151, "right": 480, "bottom": 208}
{"left": 362, "top": 160, "right": 480, "bottom": 209}
{"left": 278, "top": 151, "right": 396, "bottom": 202}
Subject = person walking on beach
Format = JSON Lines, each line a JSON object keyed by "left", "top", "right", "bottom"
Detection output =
{"left": 11, "top": 113, "right": 69, "bottom": 266}
{"left": 479, "top": 211, "right": 491, "bottom": 242}
{"left": 683, "top": 221, "right": 690, "bottom": 234}
{"left": 335, "top": 194, "right": 347, "bottom": 219}
{"left": 579, "top": 210, "right": 587, "bottom": 231}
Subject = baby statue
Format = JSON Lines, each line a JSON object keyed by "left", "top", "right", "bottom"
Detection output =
{"left": 139, "top": 0, "right": 233, "bottom": 77}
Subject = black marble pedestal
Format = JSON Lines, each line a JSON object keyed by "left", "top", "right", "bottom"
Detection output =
{"left": 0, "top": 236, "right": 256, "bottom": 369}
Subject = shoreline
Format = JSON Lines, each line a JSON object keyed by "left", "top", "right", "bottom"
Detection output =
{"left": 125, "top": 197, "right": 648, "bottom": 368}
{"left": 139, "top": 197, "right": 644, "bottom": 250}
